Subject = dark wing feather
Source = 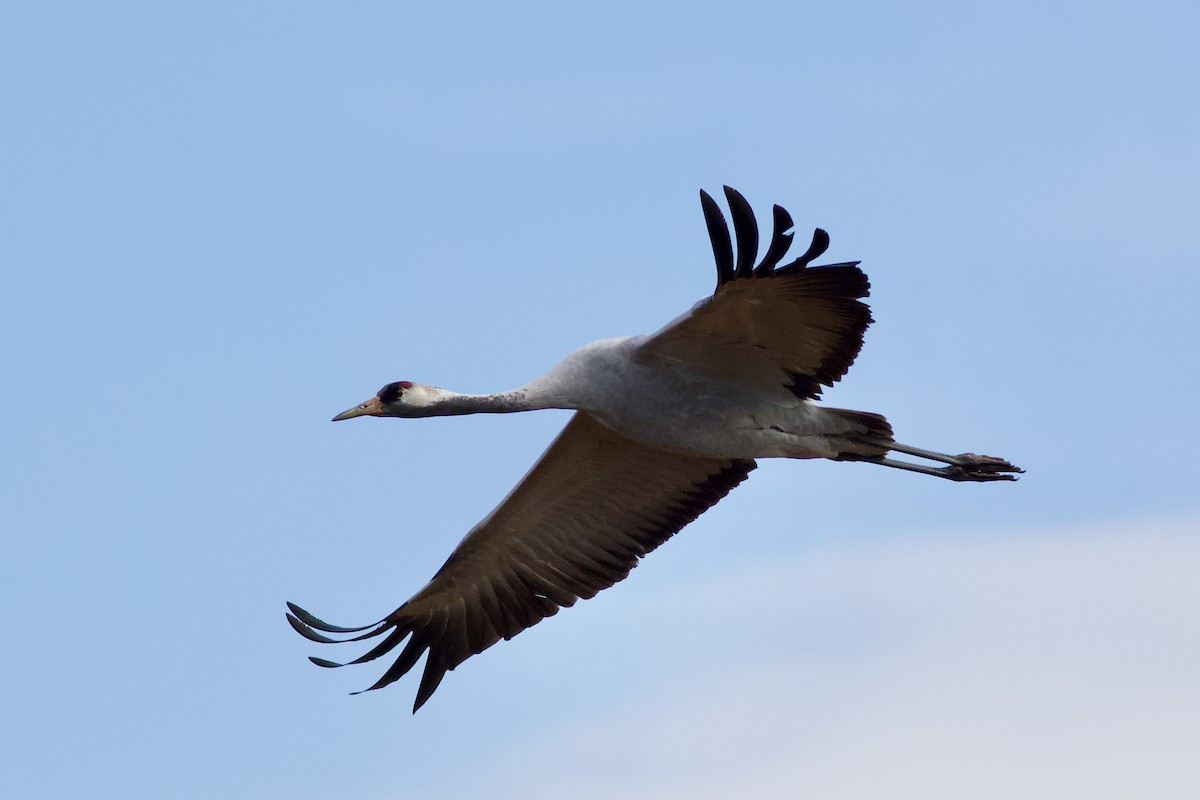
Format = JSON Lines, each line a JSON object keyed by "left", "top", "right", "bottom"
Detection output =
{"left": 724, "top": 186, "right": 759, "bottom": 279}
{"left": 699, "top": 190, "right": 734, "bottom": 285}
{"left": 641, "top": 186, "right": 872, "bottom": 401}
{"left": 288, "top": 412, "right": 755, "bottom": 712}
{"left": 753, "top": 205, "right": 795, "bottom": 276}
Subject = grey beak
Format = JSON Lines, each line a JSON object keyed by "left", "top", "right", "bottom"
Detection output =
{"left": 332, "top": 396, "right": 383, "bottom": 421}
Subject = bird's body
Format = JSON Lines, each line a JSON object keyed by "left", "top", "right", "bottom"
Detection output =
{"left": 290, "top": 187, "right": 1022, "bottom": 711}
{"left": 417, "top": 335, "right": 879, "bottom": 460}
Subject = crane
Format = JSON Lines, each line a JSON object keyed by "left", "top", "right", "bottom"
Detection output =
{"left": 288, "top": 187, "right": 1022, "bottom": 711}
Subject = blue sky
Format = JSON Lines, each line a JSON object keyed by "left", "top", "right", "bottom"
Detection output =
{"left": 3, "top": 2, "right": 1198, "bottom": 797}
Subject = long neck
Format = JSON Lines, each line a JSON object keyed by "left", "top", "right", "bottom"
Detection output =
{"left": 421, "top": 380, "right": 575, "bottom": 416}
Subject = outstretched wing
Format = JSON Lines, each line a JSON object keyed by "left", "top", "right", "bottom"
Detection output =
{"left": 637, "top": 186, "right": 873, "bottom": 402}
{"left": 288, "top": 412, "right": 755, "bottom": 712}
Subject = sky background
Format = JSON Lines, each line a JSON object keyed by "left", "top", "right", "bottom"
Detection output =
{"left": 3, "top": 1, "right": 1198, "bottom": 797}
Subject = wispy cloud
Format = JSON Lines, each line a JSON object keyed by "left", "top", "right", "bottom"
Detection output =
{"left": 454, "top": 517, "right": 1200, "bottom": 799}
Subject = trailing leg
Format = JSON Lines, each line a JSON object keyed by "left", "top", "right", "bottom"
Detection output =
{"left": 839, "top": 439, "right": 1023, "bottom": 482}
{"left": 823, "top": 408, "right": 1021, "bottom": 482}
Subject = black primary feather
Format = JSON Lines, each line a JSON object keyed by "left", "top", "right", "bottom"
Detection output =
{"left": 754, "top": 204, "right": 795, "bottom": 276}
{"left": 699, "top": 189, "right": 734, "bottom": 286}
{"left": 777, "top": 227, "right": 831, "bottom": 273}
{"left": 723, "top": 186, "right": 759, "bottom": 279}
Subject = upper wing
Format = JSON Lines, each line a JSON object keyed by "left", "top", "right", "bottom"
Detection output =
{"left": 288, "top": 412, "right": 755, "bottom": 712}
{"left": 636, "top": 186, "right": 873, "bottom": 402}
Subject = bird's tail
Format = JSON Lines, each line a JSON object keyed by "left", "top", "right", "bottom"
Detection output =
{"left": 825, "top": 408, "right": 894, "bottom": 459}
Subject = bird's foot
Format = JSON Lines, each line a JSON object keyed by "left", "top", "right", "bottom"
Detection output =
{"left": 940, "top": 453, "right": 1024, "bottom": 482}
{"left": 855, "top": 442, "right": 1025, "bottom": 482}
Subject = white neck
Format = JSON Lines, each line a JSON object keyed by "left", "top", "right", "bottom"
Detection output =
{"left": 402, "top": 338, "right": 626, "bottom": 417}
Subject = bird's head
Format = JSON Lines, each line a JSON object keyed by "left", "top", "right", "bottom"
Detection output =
{"left": 332, "top": 381, "right": 440, "bottom": 420}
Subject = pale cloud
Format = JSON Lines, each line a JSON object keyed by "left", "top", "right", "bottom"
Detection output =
{"left": 451, "top": 517, "right": 1200, "bottom": 799}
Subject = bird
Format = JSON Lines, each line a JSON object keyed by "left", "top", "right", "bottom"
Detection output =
{"left": 287, "top": 186, "right": 1022, "bottom": 712}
